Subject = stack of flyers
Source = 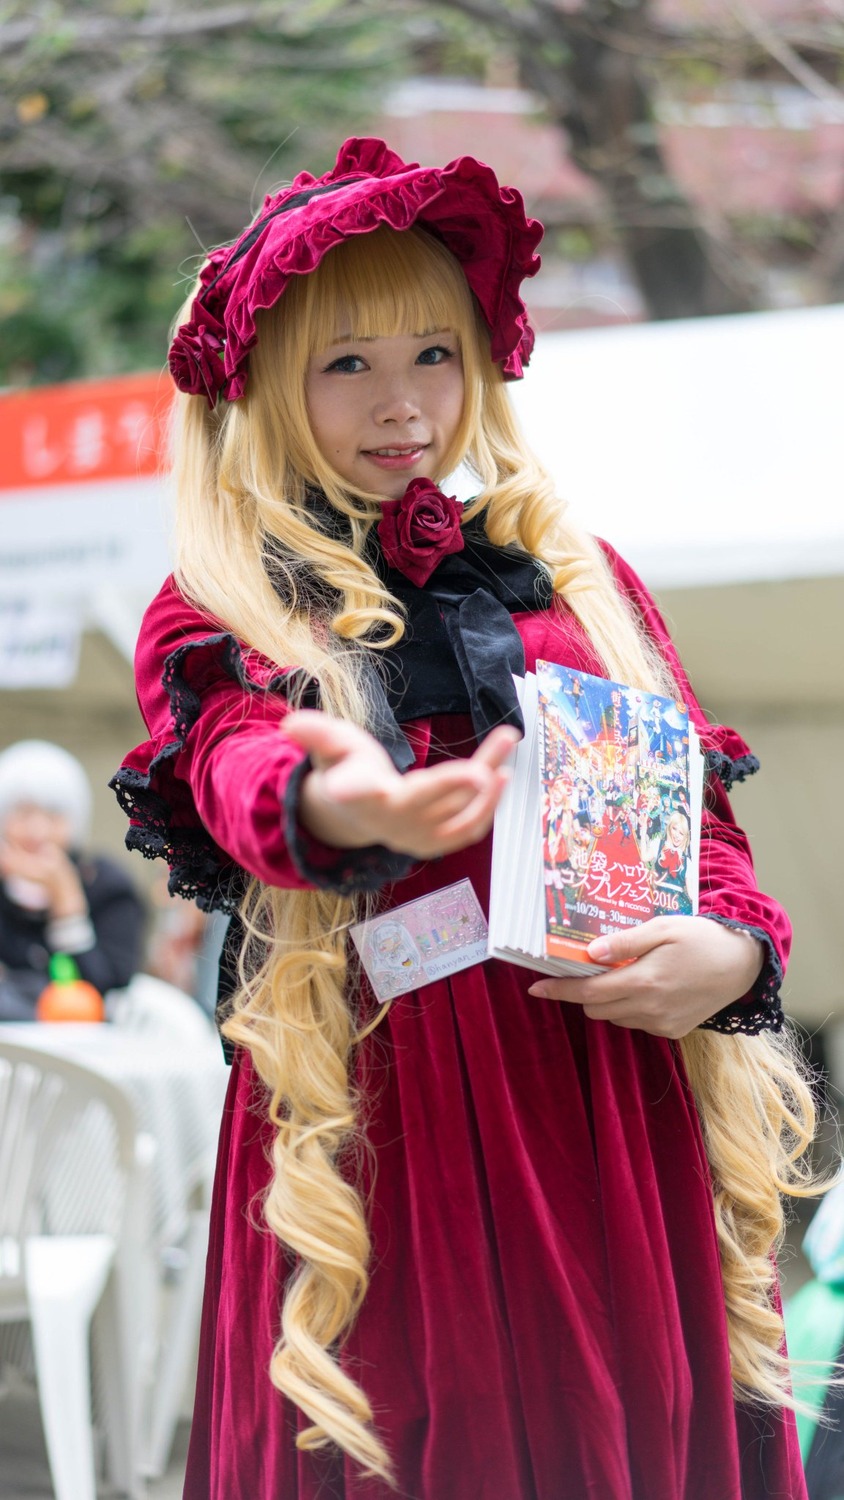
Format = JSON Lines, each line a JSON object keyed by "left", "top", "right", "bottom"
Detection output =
{"left": 488, "top": 662, "right": 703, "bottom": 976}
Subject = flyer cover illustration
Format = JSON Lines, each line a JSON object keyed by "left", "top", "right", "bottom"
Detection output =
{"left": 536, "top": 661, "right": 694, "bottom": 958}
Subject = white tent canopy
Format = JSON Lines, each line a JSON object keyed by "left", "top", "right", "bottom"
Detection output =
{"left": 509, "top": 302, "right": 844, "bottom": 589}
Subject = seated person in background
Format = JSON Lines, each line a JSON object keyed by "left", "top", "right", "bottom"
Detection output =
{"left": 0, "top": 740, "right": 145, "bottom": 1018}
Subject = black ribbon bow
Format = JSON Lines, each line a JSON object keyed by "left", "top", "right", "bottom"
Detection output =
{"left": 366, "top": 511, "right": 554, "bottom": 764}
{"left": 295, "top": 493, "right": 554, "bottom": 771}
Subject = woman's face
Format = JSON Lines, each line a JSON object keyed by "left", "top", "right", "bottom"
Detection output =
{"left": 304, "top": 328, "right": 465, "bottom": 499}
{"left": 2, "top": 803, "right": 73, "bottom": 853}
{"left": 668, "top": 817, "right": 687, "bottom": 849}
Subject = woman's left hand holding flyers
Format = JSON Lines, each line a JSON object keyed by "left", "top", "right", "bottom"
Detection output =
{"left": 527, "top": 916, "right": 765, "bottom": 1038}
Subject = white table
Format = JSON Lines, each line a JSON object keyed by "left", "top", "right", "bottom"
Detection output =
{"left": 0, "top": 1019, "right": 230, "bottom": 1484}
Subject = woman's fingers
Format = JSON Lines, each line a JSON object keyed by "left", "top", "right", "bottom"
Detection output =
{"left": 584, "top": 918, "right": 675, "bottom": 967}
{"left": 526, "top": 916, "right": 765, "bottom": 1039}
{"left": 433, "top": 768, "right": 510, "bottom": 848}
{"left": 291, "top": 710, "right": 519, "bottom": 857}
{"left": 283, "top": 709, "right": 387, "bottom": 771}
{"left": 471, "top": 724, "right": 522, "bottom": 768}
{"left": 390, "top": 738, "right": 516, "bottom": 847}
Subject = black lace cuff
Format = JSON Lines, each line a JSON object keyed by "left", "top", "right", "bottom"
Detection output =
{"left": 110, "top": 762, "right": 240, "bottom": 913}
{"left": 282, "top": 756, "right": 415, "bottom": 895}
{"left": 704, "top": 749, "right": 761, "bottom": 793}
{"left": 698, "top": 915, "right": 784, "bottom": 1035}
{"left": 109, "top": 630, "right": 312, "bottom": 913}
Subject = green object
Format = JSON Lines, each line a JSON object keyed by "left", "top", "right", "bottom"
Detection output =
{"left": 47, "top": 953, "right": 81, "bottom": 985}
{"left": 784, "top": 1278, "right": 844, "bottom": 1459}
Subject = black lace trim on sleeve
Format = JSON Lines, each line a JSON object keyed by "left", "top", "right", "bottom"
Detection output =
{"left": 282, "top": 756, "right": 415, "bottom": 895}
{"left": 698, "top": 915, "right": 784, "bottom": 1035}
{"left": 111, "top": 632, "right": 411, "bottom": 910}
{"left": 110, "top": 762, "right": 240, "bottom": 913}
{"left": 704, "top": 749, "right": 761, "bottom": 793}
{"left": 162, "top": 631, "right": 313, "bottom": 736}
{"left": 109, "top": 632, "right": 310, "bottom": 913}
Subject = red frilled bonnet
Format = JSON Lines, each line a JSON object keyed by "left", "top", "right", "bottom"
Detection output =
{"left": 169, "top": 136, "right": 543, "bottom": 408}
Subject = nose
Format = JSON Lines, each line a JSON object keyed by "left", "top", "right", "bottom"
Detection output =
{"left": 371, "top": 376, "right": 420, "bottom": 426}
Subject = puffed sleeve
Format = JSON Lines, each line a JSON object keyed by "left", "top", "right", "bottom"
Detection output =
{"left": 599, "top": 541, "right": 790, "bottom": 1035}
{"left": 109, "top": 577, "right": 413, "bottom": 910}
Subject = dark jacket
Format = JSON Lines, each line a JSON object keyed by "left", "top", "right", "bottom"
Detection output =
{"left": 0, "top": 854, "right": 145, "bottom": 1017}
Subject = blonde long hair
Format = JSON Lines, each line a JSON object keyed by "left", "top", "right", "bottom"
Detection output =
{"left": 172, "top": 225, "right": 816, "bottom": 1482}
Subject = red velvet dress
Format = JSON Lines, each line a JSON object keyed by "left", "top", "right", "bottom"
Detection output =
{"left": 113, "top": 545, "right": 804, "bottom": 1500}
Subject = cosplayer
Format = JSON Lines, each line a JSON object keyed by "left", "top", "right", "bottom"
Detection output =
{"left": 654, "top": 808, "right": 694, "bottom": 915}
{"left": 112, "top": 138, "right": 814, "bottom": 1499}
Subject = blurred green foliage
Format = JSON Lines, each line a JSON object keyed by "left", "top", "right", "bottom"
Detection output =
{"left": 0, "top": 0, "right": 411, "bottom": 385}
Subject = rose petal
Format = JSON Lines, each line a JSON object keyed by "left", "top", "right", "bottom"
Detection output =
{"left": 377, "top": 480, "right": 464, "bottom": 587}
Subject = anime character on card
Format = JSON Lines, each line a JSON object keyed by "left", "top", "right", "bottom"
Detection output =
{"left": 363, "top": 919, "right": 426, "bottom": 997}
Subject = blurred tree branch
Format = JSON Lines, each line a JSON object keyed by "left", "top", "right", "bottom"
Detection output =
{"left": 423, "top": 0, "right": 844, "bottom": 315}
{"left": 0, "top": 3, "right": 389, "bottom": 52}
{"left": 0, "top": 0, "right": 407, "bottom": 382}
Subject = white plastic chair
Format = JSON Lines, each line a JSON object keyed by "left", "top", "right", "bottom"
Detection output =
{"left": 107, "top": 972, "right": 222, "bottom": 1478}
{"left": 107, "top": 971, "right": 216, "bottom": 1045}
{"left": 0, "top": 1040, "right": 155, "bottom": 1500}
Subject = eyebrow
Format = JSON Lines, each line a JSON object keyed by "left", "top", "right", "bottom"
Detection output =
{"left": 328, "top": 327, "right": 452, "bottom": 345}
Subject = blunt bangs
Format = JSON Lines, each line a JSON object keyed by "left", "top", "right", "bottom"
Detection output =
{"left": 293, "top": 226, "right": 479, "bottom": 357}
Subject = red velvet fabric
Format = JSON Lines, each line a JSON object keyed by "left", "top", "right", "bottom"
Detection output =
{"left": 121, "top": 554, "right": 803, "bottom": 1499}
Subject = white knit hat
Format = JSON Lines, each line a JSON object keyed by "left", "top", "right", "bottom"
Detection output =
{"left": 0, "top": 741, "right": 92, "bottom": 848}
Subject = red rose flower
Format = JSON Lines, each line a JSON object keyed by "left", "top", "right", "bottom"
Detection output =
{"left": 377, "top": 479, "right": 465, "bottom": 587}
{"left": 168, "top": 318, "right": 226, "bottom": 408}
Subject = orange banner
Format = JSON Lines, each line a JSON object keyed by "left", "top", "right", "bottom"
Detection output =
{"left": 0, "top": 372, "right": 173, "bottom": 492}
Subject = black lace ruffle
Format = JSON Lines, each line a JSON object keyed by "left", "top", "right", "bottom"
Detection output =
{"left": 698, "top": 916, "right": 783, "bottom": 1035}
{"left": 704, "top": 750, "right": 761, "bottom": 793}
{"left": 110, "top": 632, "right": 297, "bottom": 910}
{"left": 110, "top": 632, "right": 406, "bottom": 911}
{"left": 111, "top": 752, "right": 242, "bottom": 913}
{"left": 163, "top": 630, "right": 313, "bottom": 735}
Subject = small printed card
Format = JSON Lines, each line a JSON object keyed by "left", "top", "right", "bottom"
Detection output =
{"left": 349, "top": 878, "right": 489, "bottom": 1002}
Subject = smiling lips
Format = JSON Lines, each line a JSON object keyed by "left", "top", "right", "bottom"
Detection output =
{"left": 362, "top": 443, "right": 428, "bottom": 470}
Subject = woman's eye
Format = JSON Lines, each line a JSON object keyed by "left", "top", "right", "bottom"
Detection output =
{"left": 325, "top": 354, "right": 366, "bottom": 374}
{"left": 416, "top": 345, "right": 454, "bottom": 366}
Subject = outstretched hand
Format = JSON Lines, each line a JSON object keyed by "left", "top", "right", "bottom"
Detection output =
{"left": 285, "top": 710, "right": 520, "bottom": 861}
{"left": 527, "top": 916, "right": 765, "bottom": 1039}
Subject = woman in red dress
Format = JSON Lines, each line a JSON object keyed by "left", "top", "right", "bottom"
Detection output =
{"left": 112, "top": 138, "right": 813, "bottom": 1499}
